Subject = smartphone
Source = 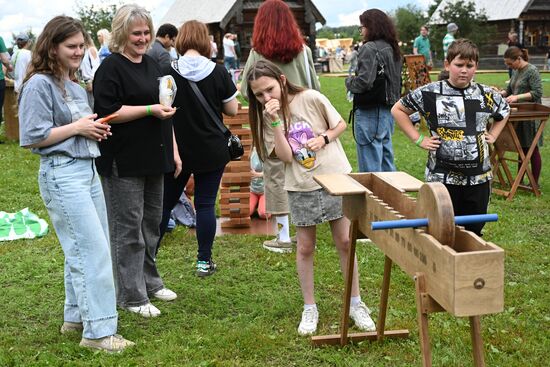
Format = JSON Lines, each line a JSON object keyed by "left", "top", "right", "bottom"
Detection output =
{"left": 98, "top": 113, "right": 119, "bottom": 124}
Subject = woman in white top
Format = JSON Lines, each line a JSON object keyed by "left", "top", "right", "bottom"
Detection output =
{"left": 12, "top": 33, "right": 32, "bottom": 93}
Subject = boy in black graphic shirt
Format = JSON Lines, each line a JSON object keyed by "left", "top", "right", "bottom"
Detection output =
{"left": 391, "top": 39, "right": 510, "bottom": 235}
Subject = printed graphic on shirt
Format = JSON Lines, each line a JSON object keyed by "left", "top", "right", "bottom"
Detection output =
{"left": 288, "top": 120, "right": 316, "bottom": 169}
{"left": 436, "top": 95, "right": 465, "bottom": 127}
{"left": 437, "top": 135, "right": 479, "bottom": 164}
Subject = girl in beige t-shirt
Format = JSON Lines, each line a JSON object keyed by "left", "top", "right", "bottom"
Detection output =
{"left": 246, "top": 59, "right": 376, "bottom": 336}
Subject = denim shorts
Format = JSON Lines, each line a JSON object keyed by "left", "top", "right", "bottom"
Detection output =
{"left": 288, "top": 188, "right": 343, "bottom": 227}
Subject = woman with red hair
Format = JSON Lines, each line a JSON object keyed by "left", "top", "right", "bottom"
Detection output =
{"left": 240, "top": 0, "right": 319, "bottom": 254}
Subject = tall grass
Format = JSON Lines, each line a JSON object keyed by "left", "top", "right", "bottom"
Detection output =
{"left": 0, "top": 75, "right": 548, "bottom": 366}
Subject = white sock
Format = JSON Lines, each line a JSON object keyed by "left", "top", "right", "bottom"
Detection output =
{"left": 304, "top": 303, "right": 317, "bottom": 311}
{"left": 276, "top": 215, "right": 291, "bottom": 242}
{"left": 350, "top": 296, "right": 362, "bottom": 307}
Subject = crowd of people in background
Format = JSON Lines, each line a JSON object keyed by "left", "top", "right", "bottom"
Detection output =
{"left": 1, "top": 0, "right": 547, "bottom": 354}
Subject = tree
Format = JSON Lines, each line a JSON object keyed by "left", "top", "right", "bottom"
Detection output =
{"left": 75, "top": 1, "right": 118, "bottom": 45}
{"left": 393, "top": 4, "right": 428, "bottom": 54}
{"left": 429, "top": 0, "right": 495, "bottom": 59}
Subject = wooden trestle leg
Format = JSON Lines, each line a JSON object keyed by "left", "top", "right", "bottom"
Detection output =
{"left": 377, "top": 256, "right": 392, "bottom": 341}
{"left": 469, "top": 316, "right": 486, "bottom": 367}
{"left": 311, "top": 221, "right": 409, "bottom": 346}
{"left": 339, "top": 219, "right": 358, "bottom": 346}
{"left": 415, "top": 272, "right": 486, "bottom": 367}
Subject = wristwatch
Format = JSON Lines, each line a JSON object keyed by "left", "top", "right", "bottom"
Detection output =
{"left": 321, "top": 133, "right": 330, "bottom": 145}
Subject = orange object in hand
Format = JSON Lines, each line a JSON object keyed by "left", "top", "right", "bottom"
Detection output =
{"left": 98, "top": 113, "right": 119, "bottom": 124}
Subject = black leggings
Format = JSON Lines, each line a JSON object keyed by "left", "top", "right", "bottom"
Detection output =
{"left": 159, "top": 166, "right": 225, "bottom": 261}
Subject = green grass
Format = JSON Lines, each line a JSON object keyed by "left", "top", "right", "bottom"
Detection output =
{"left": 0, "top": 75, "right": 549, "bottom": 366}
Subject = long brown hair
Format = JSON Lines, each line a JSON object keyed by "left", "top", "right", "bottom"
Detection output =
{"left": 359, "top": 9, "right": 400, "bottom": 61}
{"left": 246, "top": 59, "right": 304, "bottom": 160}
{"left": 23, "top": 16, "right": 86, "bottom": 93}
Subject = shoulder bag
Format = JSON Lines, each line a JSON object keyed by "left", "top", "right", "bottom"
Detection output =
{"left": 187, "top": 80, "right": 244, "bottom": 161}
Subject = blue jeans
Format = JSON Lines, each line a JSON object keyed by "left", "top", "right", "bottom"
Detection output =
{"left": 160, "top": 167, "right": 225, "bottom": 261}
{"left": 38, "top": 155, "right": 117, "bottom": 339}
{"left": 354, "top": 106, "right": 396, "bottom": 172}
{"left": 224, "top": 57, "right": 236, "bottom": 71}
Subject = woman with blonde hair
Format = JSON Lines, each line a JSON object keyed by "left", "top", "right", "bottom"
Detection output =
{"left": 93, "top": 4, "right": 179, "bottom": 317}
{"left": 96, "top": 28, "right": 111, "bottom": 62}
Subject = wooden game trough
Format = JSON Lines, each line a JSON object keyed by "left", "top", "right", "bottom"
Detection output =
{"left": 313, "top": 171, "right": 505, "bottom": 366}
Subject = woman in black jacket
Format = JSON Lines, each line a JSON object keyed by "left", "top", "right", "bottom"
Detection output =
{"left": 345, "top": 9, "right": 402, "bottom": 173}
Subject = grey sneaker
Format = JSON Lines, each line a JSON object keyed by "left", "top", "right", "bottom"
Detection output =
{"left": 262, "top": 238, "right": 293, "bottom": 253}
{"left": 60, "top": 321, "right": 83, "bottom": 334}
{"left": 196, "top": 260, "right": 217, "bottom": 277}
{"left": 349, "top": 302, "right": 376, "bottom": 331}
{"left": 80, "top": 334, "right": 135, "bottom": 353}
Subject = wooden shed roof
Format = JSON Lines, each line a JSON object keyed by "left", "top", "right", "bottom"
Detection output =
{"left": 161, "top": 0, "right": 326, "bottom": 29}
{"left": 430, "top": 0, "right": 539, "bottom": 24}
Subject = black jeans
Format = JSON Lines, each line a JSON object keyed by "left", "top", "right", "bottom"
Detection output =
{"left": 444, "top": 181, "right": 491, "bottom": 236}
{"left": 159, "top": 166, "right": 225, "bottom": 261}
{"left": 101, "top": 162, "right": 165, "bottom": 307}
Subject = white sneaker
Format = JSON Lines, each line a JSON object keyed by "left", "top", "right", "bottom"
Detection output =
{"left": 124, "top": 302, "right": 161, "bottom": 318}
{"left": 80, "top": 334, "right": 135, "bottom": 353}
{"left": 297, "top": 307, "right": 319, "bottom": 336}
{"left": 349, "top": 302, "right": 376, "bottom": 331}
{"left": 262, "top": 238, "right": 293, "bottom": 253}
{"left": 152, "top": 288, "right": 177, "bottom": 301}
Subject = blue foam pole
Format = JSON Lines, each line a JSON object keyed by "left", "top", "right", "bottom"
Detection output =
{"left": 371, "top": 214, "right": 498, "bottom": 231}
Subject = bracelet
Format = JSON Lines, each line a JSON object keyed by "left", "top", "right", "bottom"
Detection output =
{"left": 271, "top": 120, "right": 282, "bottom": 128}
{"left": 146, "top": 105, "right": 152, "bottom": 116}
{"left": 415, "top": 134, "right": 424, "bottom": 147}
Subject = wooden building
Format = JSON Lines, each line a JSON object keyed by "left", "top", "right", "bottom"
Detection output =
{"left": 430, "top": 0, "right": 550, "bottom": 55}
{"left": 160, "top": 0, "right": 326, "bottom": 61}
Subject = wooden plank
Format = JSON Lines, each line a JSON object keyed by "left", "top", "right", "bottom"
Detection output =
{"left": 221, "top": 172, "right": 251, "bottom": 184}
{"left": 311, "top": 330, "right": 409, "bottom": 346}
{"left": 374, "top": 172, "right": 424, "bottom": 192}
{"left": 220, "top": 217, "right": 251, "bottom": 228}
{"left": 314, "top": 174, "right": 368, "bottom": 196}
{"left": 220, "top": 197, "right": 250, "bottom": 205}
{"left": 220, "top": 192, "right": 249, "bottom": 200}
{"left": 220, "top": 186, "right": 249, "bottom": 193}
